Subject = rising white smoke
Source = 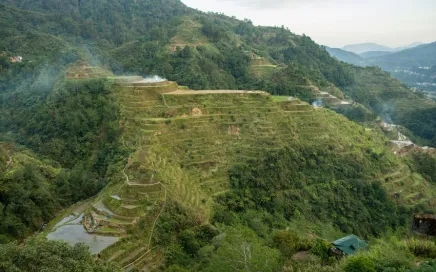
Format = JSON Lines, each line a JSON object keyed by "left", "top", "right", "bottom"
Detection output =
{"left": 137, "top": 75, "right": 166, "bottom": 83}
{"left": 312, "top": 99, "right": 323, "bottom": 108}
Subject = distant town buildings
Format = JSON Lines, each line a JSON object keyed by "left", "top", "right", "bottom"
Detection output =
{"left": 9, "top": 56, "right": 23, "bottom": 63}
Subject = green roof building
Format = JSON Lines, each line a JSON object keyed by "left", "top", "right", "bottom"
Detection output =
{"left": 332, "top": 234, "right": 367, "bottom": 255}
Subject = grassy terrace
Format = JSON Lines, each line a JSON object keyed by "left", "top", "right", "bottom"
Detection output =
{"left": 87, "top": 79, "right": 433, "bottom": 269}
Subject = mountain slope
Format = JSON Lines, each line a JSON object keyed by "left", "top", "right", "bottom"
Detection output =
{"left": 360, "top": 51, "right": 393, "bottom": 59}
{"left": 325, "top": 47, "right": 364, "bottom": 65}
{"left": 1, "top": 1, "right": 435, "bottom": 144}
{"left": 365, "top": 42, "right": 436, "bottom": 70}
{"left": 44, "top": 75, "right": 435, "bottom": 270}
{"left": 343, "top": 43, "right": 393, "bottom": 54}
{"left": 395, "top": 42, "right": 425, "bottom": 51}
{"left": 0, "top": 0, "right": 434, "bottom": 221}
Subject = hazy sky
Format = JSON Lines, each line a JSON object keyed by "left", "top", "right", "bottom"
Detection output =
{"left": 182, "top": 0, "right": 436, "bottom": 48}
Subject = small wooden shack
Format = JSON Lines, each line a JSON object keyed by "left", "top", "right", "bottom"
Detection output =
{"left": 412, "top": 214, "right": 436, "bottom": 236}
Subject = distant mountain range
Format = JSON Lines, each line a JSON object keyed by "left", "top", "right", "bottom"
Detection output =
{"left": 395, "top": 42, "right": 425, "bottom": 52}
{"left": 326, "top": 42, "right": 436, "bottom": 70}
{"left": 364, "top": 42, "right": 436, "bottom": 70}
{"left": 341, "top": 42, "right": 425, "bottom": 55}
{"left": 359, "top": 51, "right": 392, "bottom": 59}
{"left": 342, "top": 43, "right": 392, "bottom": 54}
{"left": 326, "top": 42, "right": 436, "bottom": 96}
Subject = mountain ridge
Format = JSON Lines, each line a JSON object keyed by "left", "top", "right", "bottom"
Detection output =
{"left": 325, "top": 46, "right": 364, "bottom": 64}
{"left": 360, "top": 51, "right": 393, "bottom": 59}
{"left": 342, "top": 42, "right": 393, "bottom": 54}
{"left": 364, "top": 41, "right": 436, "bottom": 70}
{"left": 341, "top": 42, "right": 425, "bottom": 54}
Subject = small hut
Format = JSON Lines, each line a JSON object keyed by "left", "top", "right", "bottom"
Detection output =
{"left": 9, "top": 56, "right": 23, "bottom": 63}
{"left": 332, "top": 234, "right": 367, "bottom": 256}
{"left": 412, "top": 214, "right": 436, "bottom": 236}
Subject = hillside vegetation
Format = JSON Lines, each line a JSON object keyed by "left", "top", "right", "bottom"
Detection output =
{"left": 0, "top": 0, "right": 435, "bottom": 271}
{"left": 39, "top": 76, "right": 436, "bottom": 271}
{"left": 0, "top": 76, "right": 127, "bottom": 242}
{"left": 326, "top": 47, "right": 364, "bottom": 65}
{"left": 326, "top": 42, "right": 436, "bottom": 104}
{"left": 1, "top": 0, "right": 436, "bottom": 147}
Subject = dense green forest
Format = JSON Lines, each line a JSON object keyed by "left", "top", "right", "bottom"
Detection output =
{"left": 0, "top": 0, "right": 435, "bottom": 271}
{"left": 0, "top": 237, "right": 121, "bottom": 271}
{"left": 409, "top": 152, "right": 436, "bottom": 184}
{"left": 326, "top": 43, "right": 436, "bottom": 97}
{"left": 0, "top": 79, "right": 127, "bottom": 242}
{"left": 152, "top": 145, "right": 435, "bottom": 271}
{"left": 218, "top": 146, "right": 408, "bottom": 237}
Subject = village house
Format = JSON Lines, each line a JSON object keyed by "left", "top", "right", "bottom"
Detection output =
{"left": 413, "top": 214, "right": 436, "bottom": 236}
{"left": 331, "top": 234, "right": 368, "bottom": 256}
{"left": 9, "top": 56, "right": 23, "bottom": 63}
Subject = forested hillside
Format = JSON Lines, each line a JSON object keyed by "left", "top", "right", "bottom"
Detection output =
{"left": 1, "top": 0, "right": 435, "bottom": 147}
{"left": 327, "top": 42, "right": 436, "bottom": 105}
{"left": 0, "top": 1, "right": 435, "bottom": 271}
{"left": 326, "top": 47, "right": 364, "bottom": 65}
{"left": 364, "top": 42, "right": 436, "bottom": 71}
{"left": 0, "top": 78, "right": 127, "bottom": 242}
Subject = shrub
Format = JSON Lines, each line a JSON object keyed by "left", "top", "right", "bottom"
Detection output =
{"left": 167, "top": 265, "right": 190, "bottom": 272}
{"left": 410, "top": 260, "right": 436, "bottom": 272}
{"left": 344, "top": 255, "right": 376, "bottom": 272}
{"left": 403, "top": 238, "right": 436, "bottom": 258}
{"left": 273, "top": 230, "right": 309, "bottom": 257}
{"left": 311, "top": 239, "right": 332, "bottom": 264}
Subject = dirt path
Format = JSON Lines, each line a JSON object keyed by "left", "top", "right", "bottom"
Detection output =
{"left": 292, "top": 250, "right": 310, "bottom": 261}
{"left": 147, "top": 184, "right": 167, "bottom": 250}
{"left": 121, "top": 184, "right": 167, "bottom": 270}
{"left": 6, "top": 155, "right": 13, "bottom": 168}
{"left": 120, "top": 247, "right": 146, "bottom": 266}
{"left": 120, "top": 156, "right": 168, "bottom": 270}
{"left": 108, "top": 250, "right": 125, "bottom": 262}
{"left": 123, "top": 249, "right": 151, "bottom": 270}
{"left": 73, "top": 199, "right": 94, "bottom": 215}
{"left": 167, "top": 90, "right": 269, "bottom": 95}
{"left": 122, "top": 164, "right": 130, "bottom": 183}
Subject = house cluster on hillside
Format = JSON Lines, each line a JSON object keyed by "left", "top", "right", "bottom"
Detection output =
{"left": 9, "top": 56, "right": 23, "bottom": 63}
{"left": 1, "top": 51, "right": 23, "bottom": 63}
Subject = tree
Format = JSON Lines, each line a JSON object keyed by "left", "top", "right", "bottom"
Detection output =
{"left": 0, "top": 237, "right": 122, "bottom": 272}
{"left": 205, "top": 226, "right": 282, "bottom": 272}
{"left": 273, "top": 230, "right": 306, "bottom": 257}
{"left": 344, "top": 255, "right": 376, "bottom": 272}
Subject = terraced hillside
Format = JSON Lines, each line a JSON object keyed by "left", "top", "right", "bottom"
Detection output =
{"left": 46, "top": 76, "right": 429, "bottom": 270}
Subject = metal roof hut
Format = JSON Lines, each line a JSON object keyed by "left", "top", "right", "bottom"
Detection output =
{"left": 332, "top": 234, "right": 367, "bottom": 255}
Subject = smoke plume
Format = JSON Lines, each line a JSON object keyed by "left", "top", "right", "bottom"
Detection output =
{"left": 312, "top": 99, "right": 323, "bottom": 108}
{"left": 137, "top": 75, "right": 167, "bottom": 83}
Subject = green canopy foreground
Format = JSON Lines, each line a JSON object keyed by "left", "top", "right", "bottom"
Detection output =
{"left": 332, "top": 234, "right": 367, "bottom": 255}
